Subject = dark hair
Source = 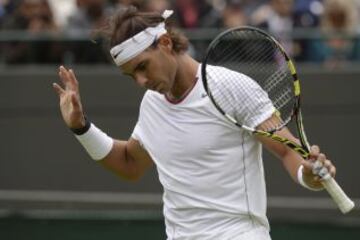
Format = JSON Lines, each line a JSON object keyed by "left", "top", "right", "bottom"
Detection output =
{"left": 106, "top": 6, "right": 189, "bottom": 53}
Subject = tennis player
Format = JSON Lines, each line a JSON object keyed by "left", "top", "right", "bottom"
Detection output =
{"left": 53, "top": 7, "right": 336, "bottom": 240}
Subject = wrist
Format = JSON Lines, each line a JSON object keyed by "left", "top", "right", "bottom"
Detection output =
{"left": 70, "top": 116, "right": 91, "bottom": 135}
{"left": 297, "top": 165, "right": 324, "bottom": 191}
{"left": 74, "top": 122, "right": 114, "bottom": 160}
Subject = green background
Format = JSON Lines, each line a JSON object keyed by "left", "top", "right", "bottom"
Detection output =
{"left": 1, "top": 217, "right": 360, "bottom": 240}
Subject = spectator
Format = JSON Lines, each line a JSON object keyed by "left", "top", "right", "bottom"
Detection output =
{"left": 203, "top": 0, "right": 248, "bottom": 29}
{"left": 142, "top": 0, "right": 170, "bottom": 13}
{"left": 1, "top": 0, "right": 61, "bottom": 64}
{"left": 47, "top": 0, "right": 77, "bottom": 28}
{"left": 110, "top": 0, "right": 143, "bottom": 10}
{"left": 251, "top": 0, "right": 295, "bottom": 56}
{"left": 239, "top": 0, "right": 268, "bottom": 17}
{"left": 65, "top": 0, "right": 112, "bottom": 63}
{"left": 172, "top": 0, "right": 214, "bottom": 29}
{"left": 66, "top": 0, "right": 110, "bottom": 31}
{"left": 0, "top": 0, "right": 18, "bottom": 27}
{"left": 2, "top": 0, "right": 58, "bottom": 32}
{"left": 0, "top": 0, "right": 7, "bottom": 25}
{"left": 307, "top": 0, "right": 360, "bottom": 65}
{"left": 221, "top": 0, "right": 248, "bottom": 28}
{"left": 293, "top": 0, "right": 323, "bottom": 28}
{"left": 291, "top": 0, "right": 323, "bottom": 61}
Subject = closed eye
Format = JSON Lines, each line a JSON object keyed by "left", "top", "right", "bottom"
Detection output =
{"left": 121, "top": 60, "right": 148, "bottom": 78}
{"left": 135, "top": 61, "right": 148, "bottom": 72}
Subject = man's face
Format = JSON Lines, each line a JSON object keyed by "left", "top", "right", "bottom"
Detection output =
{"left": 120, "top": 37, "right": 177, "bottom": 94}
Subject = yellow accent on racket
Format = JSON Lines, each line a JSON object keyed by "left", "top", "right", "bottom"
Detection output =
{"left": 287, "top": 60, "right": 296, "bottom": 75}
{"left": 294, "top": 80, "right": 301, "bottom": 96}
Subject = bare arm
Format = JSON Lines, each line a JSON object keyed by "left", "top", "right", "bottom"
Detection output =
{"left": 99, "top": 138, "right": 153, "bottom": 181}
{"left": 53, "top": 66, "right": 153, "bottom": 181}
{"left": 256, "top": 114, "right": 336, "bottom": 189}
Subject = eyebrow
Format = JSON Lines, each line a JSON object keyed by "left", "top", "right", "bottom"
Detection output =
{"left": 123, "top": 60, "right": 147, "bottom": 76}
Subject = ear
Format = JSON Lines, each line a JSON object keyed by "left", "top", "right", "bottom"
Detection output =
{"left": 158, "top": 34, "right": 173, "bottom": 52}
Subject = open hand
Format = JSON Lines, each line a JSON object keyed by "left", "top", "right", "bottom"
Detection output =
{"left": 53, "top": 66, "right": 85, "bottom": 129}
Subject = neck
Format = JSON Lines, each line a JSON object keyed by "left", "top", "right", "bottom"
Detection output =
{"left": 167, "top": 54, "right": 199, "bottom": 100}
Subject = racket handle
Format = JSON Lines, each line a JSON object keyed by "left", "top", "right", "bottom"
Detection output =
{"left": 322, "top": 176, "right": 355, "bottom": 214}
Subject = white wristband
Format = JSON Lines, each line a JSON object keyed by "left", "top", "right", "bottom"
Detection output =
{"left": 297, "top": 165, "right": 323, "bottom": 191}
{"left": 74, "top": 123, "right": 113, "bottom": 161}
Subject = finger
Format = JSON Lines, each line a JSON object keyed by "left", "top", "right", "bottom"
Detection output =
{"left": 52, "top": 83, "right": 65, "bottom": 96}
{"left": 329, "top": 165, "right": 336, "bottom": 178}
{"left": 301, "top": 161, "right": 313, "bottom": 174}
{"left": 59, "top": 66, "right": 75, "bottom": 90}
{"left": 306, "top": 174, "right": 323, "bottom": 188}
{"left": 318, "top": 167, "right": 329, "bottom": 179}
{"left": 68, "top": 69, "right": 79, "bottom": 87}
{"left": 71, "top": 92, "right": 81, "bottom": 109}
{"left": 323, "top": 159, "right": 332, "bottom": 168}
{"left": 318, "top": 154, "right": 327, "bottom": 164}
{"left": 309, "top": 145, "right": 320, "bottom": 160}
{"left": 323, "top": 159, "right": 336, "bottom": 178}
{"left": 319, "top": 153, "right": 326, "bottom": 161}
{"left": 58, "top": 66, "right": 70, "bottom": 87}
{"left": 312, "top": 160, "right": 323, "bottom": 175}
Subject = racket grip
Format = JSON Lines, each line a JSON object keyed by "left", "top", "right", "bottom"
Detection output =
{"left": 322, "top": 176, "right": 355, "bottom": 214}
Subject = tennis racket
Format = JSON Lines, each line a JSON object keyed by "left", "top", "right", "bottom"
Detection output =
{"left": 201, "top": 26, "right": 354, "bottom": 214}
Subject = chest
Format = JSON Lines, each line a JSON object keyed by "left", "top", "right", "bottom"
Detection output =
{"left": 140, "top": 97, "right": 243, "bottom": 160}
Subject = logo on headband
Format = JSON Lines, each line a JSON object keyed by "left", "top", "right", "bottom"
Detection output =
{"left": 110, "top": 9, "right": 174, "bottom": 66}
{"left": 114, "top": 49, "right": 124, "bottom": 59}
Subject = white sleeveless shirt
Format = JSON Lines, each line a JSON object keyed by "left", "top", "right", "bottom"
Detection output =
{"left": 132, "top": 65, "right": 274, "bottom": 240}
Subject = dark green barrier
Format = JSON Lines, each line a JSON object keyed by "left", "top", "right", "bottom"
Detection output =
{"left": 1, "top": 217, "right": 359, "bottom": 240}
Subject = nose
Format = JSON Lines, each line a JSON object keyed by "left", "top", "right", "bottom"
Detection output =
{"left": 134, "top": 73, "right": 148, "bottom": 88}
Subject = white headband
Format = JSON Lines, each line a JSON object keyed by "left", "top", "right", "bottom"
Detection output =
{"left": 110, "top": 10, "right": 174, "bottom": 66}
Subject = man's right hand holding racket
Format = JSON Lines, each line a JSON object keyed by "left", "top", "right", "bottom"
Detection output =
{"left": 257, "top": 119, "right": 335, "bottom": 192}
{"left": 302, "top": 145, "right": 336, "bottom": 190}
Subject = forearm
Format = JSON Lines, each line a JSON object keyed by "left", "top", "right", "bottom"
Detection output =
{"left": 53, "top": 66, "right": 152, "bottom": 181}
{"left": 259, "top": 127, "right": 304, "bottom": 183}
{"left": 280, "top": 147, "right": 304, "bottom": 183}
{"left": 260, "top": 128, "right": 325, "bottom": 190}
{"left": 73, "top": 121, "right": 153, "bottom": 181}
{"left": 99, "top": 140, "right": 144, "bottom": 181}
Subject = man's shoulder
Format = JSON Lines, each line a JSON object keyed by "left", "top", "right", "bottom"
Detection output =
{"left": 206, "top": 65, "right": 242, "bottom": 77}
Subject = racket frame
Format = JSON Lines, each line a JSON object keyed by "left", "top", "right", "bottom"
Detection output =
{"left": 201, "top": 26, "right": 355, "bottom": 214}
{"left": 202, "top": 26, "right": 309, "bottom": 158}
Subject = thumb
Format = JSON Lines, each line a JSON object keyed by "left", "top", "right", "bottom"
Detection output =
{"left": 52, "top": 83, "right": 65, "bottom": 96}
{"left": 301, "top": 160, "right": 313, "bottom": 175}
{"left": 309, "top": 145, "right": 320, "bottom": 160}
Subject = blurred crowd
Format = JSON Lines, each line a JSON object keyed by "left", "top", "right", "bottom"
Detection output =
{"left": 1, "top": 0, "right": 360, "bottom": 66}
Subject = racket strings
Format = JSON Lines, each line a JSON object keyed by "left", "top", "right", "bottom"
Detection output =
{"left": 221, "top": 38, "right": 278, "bottom": 75}
{"left": 205, "top": 29, "right": 296, "bottom": 130}
{"left": 263, "top": 65, "right": 294, "bottom": 113}
{"left": 222, "top": 33, "right": 283, "bottom": 87}
{"left": 213, "top": 32, "right": 276, "bottom": 69}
